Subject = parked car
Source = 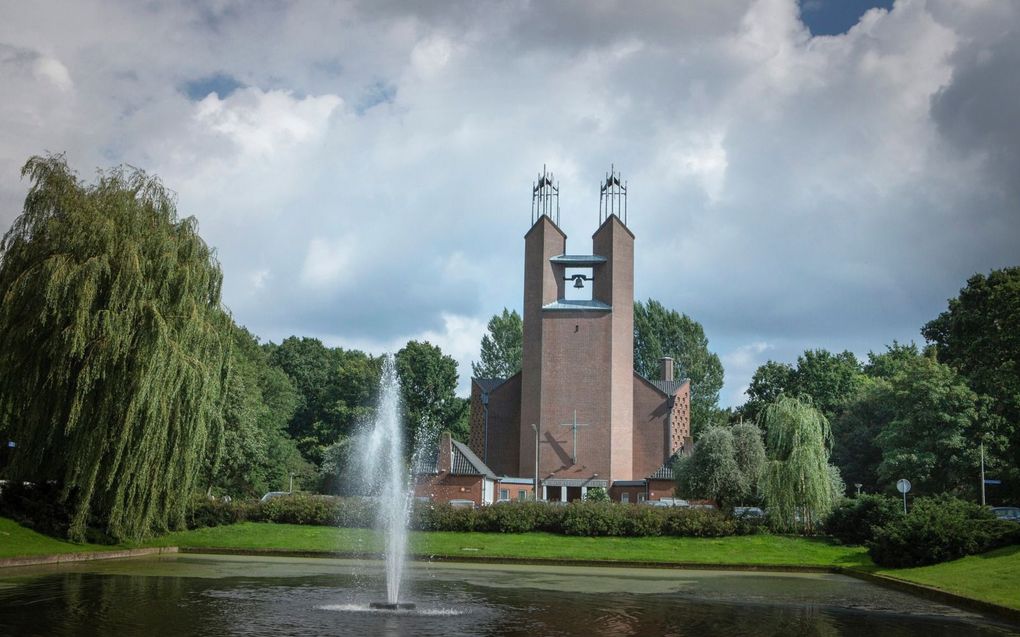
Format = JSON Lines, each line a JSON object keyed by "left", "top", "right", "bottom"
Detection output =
{"left": 260, "top": 491, "right": 291, "bottom": 502}
{"left": 991, "top": 506, "right": 1020, "bottom": 523}
{"left": 644, "top": 498, "right": 689, "bottom": 508}
{"left": 733, "top": 506, "right": 765, "bottom": 518}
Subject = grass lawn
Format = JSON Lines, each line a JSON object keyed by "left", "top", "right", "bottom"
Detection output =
{"left": 143, "top": 521, "right": 872, "bottom": 568}
{"left": 0, "top": 517, "right": 121, "bottom": 559}
{"left": 874, "top": 545, "right": 1020, "bottom": 611}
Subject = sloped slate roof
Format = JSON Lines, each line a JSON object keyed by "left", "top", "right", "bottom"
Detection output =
{"left": 649, "top": 379, "right": 688, "bottom": 396}
{"left": 473, "top": 378, "right": 507, "bottom": 393}
{"left": 648, "top": 452, "right": 682, "bottom": 480}
{"left": 450, "top": 440, "right": 498, "bottom": 480}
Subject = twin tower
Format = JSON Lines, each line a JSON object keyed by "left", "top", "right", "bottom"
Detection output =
{"left": 469, "top": 169, "right": 690, "bottom": 502}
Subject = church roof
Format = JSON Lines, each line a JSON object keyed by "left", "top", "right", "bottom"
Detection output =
{"left": 649, "top": 379, "right": 688, "bottom": 396}
{"left": 473, "top": 377, "right": 508, "bottom": 393}
{"left": 648, "top": 452, "right": 682, "bottom": 480}
{"left": 450, "top": 439, "right": 498, "bottom": 480}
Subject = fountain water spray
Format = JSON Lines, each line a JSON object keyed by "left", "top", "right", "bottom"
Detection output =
{"left": 360, "top": 355, "right": 416, "bottom": 610}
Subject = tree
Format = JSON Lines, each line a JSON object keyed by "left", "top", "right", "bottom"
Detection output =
{"left": 923, "top": 267, "right": 1020, "bottom": 500}
{"left": 743, "top": 350, "right": 865, "bottom": 424}
{"left": 832, "top": 379, "right": 890, "bottom": 494}
{"left": 395, "top": 340, "right": 460, "bottom": 451}
{"left": 206, "top": 324, "right": 309, "bottom": 498}
{"left": 0, "top": 155, "right": 229, "bottom": 541}
{"left": 675, "top": 423, "right": 765, "bottom": 509}
{"left": 634, "top": 299, "right": 725, "bottom": 437}
{"left": 874, "top": 356, "right": 980, "bottom": 495}
{"left": 741, "top": 361, "right": 795, "bottom": 421}
{"left": 471, "top": 308, "right": 523, "bottom": 379}
{"left": 266, "top": 337, "right": 380, "bottom": 467}
{"left": 760, "top": 396, "right": 840, "bottom": 532}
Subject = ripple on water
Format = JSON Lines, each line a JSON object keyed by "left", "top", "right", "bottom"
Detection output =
{"left": 316, "top": 603, "right": 465, "bottom": 616}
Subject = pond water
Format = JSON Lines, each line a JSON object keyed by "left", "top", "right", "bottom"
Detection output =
{"left": 0, "top": 554, "right": 1015, "bottom": 636}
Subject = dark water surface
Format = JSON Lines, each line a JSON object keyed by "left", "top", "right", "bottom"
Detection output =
{"left": 0, "top": 555, "right": 1015, "bottom": 636}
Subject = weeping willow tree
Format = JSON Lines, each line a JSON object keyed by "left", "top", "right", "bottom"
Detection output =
{"left": 0, "top": 155, "right": 230, "bottom": 541}
{"left": 760, "top": 395, "right": 840, "bottom": 532}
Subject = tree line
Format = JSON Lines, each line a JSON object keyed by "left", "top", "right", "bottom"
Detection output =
{"left": 0, "top": 156, "right": 467, "bottom": 540}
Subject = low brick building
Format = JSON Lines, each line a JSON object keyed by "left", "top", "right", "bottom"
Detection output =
{"left": 414, "top": 432, "right": 534, "bottom": 506}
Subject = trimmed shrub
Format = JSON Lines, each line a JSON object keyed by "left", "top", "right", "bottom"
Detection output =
{"left": 622, "top": 505, "right": 665, "bottom": 537}
{"left": 663, "top": 508, "right": 737, "bottom": 537}
{"left": 256, "top": 495, "right": 340, "bottom": 526}
{"left": 411, "top": 503, "right": 478, "bottom": 532}
{"left": 823, "top": 494, "right": 900, "bottom": 545}
{"left": 561, "top": 501, "right": 629, "bottom": 536}
{"left": 476, "top": 501, "right": 548, "bottom": 533}
{"left": 187, "top": 495, "right": 253, "bottom": 529}
{"left": 869, "top": 495, "right": 1020, "bottom": 567}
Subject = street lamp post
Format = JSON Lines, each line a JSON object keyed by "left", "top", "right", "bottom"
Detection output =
{"left": 531, "top": 423, "right": 540, "bottom": 501}
{"left": 854, "top": 483, "right": 862, "bottom": 497}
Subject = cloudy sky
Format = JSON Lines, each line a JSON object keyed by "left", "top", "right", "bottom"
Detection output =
{"left": 1, "top": 0, "right": 1017, "bottom": 406}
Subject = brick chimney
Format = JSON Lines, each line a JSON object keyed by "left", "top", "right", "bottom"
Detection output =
{"left": 438, "top": 431, "right": 453, "bottom": 474}
{"left": 660, "top": 357, "right": 674, "bottom": 381}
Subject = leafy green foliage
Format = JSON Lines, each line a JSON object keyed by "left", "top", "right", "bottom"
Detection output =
{"left": 633, "top": 299, "right": 725, "bottom": 437}
{"left": 207, "top": 325, "right": 310, "bottom": 498}
{"left": 760, "top": 396, "right": 840, "bottom": 532}
{"left": 266, "top": 337, "right": 380, "bottom": 466}
{"left": 471, "top": 308, "right": 522, "bottom": 379}
{"left": 831, "top": 380, "right": 890, "bottom": 493}
{"left": 676, "top": 423, "right": 766, "bottom": 509}
{"left": 823, "top": 494, "right": 901, "bottom": 545}
{"left": 874, "top": 356, "right": 979, "bottom": 494}
{"left": 0, "top": 156, "right": 229, "bottom": 541}
{"left": 395, "top": 340, "right": 461, "bottom": 450}
{"left": 923, "top": 267, "right": 1020, "bottom": 501}
{"left": 744, "top": 350, "right": 865, "bottom": 424}
{"left": 584, "top": 486, "right": 610, "bottom": 502}
{"left": 869, "top": 495, "right": 1020, "bottom": 567}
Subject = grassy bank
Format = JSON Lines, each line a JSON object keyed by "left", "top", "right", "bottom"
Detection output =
{"left": 873, "top": 545, "right": 1020, "bottom": 611}
{"left": 142, "top": 521, "right": 870, "bottom": 568}
{"left": 0, "top": 517, "right": 119, "bottom": 558}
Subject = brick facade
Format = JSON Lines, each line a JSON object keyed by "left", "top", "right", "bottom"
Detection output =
{"left": 445, "top": 179, "right": 691, "bottom": 505}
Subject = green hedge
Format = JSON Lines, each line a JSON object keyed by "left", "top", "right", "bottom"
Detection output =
{"left": 823, "top": 494, "right": 901, "bottom": 545}
{"left": 868, "top": 495, "right": 1020, "bottom": 568}
{"left": 187, "top": 496, "right": 764, "bottom": 538}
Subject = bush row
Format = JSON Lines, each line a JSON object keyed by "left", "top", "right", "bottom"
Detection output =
{"left": 823, "top": 493, "right": 1020, "bottom": 568}
{"left": 186, "top": 496, "right": 767, "bottom": 537}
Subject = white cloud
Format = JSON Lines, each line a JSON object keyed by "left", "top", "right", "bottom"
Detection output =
{"left": 33, "top": 56, "right": 72, "bottom": 91}
{"left": 300, "top": 237, "right": 358, "bottom": 289}
{"left": 1, "top": 0, "right": 1017, "bottom": 409}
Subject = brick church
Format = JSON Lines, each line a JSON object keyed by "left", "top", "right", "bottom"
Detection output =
{"left": 416, "top": 169, "right": 691, "bottom": 504}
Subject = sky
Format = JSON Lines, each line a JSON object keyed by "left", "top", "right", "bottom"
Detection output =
{"left": 1, "top": 0, "right": 1017, "bottom": 407}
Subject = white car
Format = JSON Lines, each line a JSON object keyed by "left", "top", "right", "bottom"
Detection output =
{"left": 260, "top": 491, "right": 291, "bottom": 502}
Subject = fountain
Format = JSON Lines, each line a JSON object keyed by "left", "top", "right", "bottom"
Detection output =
{"left": 360, "top": 355, "right": 416, "bottom": 611}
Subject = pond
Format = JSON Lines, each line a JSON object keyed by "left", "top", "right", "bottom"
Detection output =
{"left": 0, "top": 554, "right": 1015, "bottom": 636}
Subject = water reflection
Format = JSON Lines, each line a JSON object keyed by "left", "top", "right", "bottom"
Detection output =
{"left": 0, "top": 555, "right": 1014, "bottom": 636}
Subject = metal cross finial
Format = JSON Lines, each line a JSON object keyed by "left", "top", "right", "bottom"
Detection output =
{"left": 558, "top": 410, "right": 591, "bottom": 465}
